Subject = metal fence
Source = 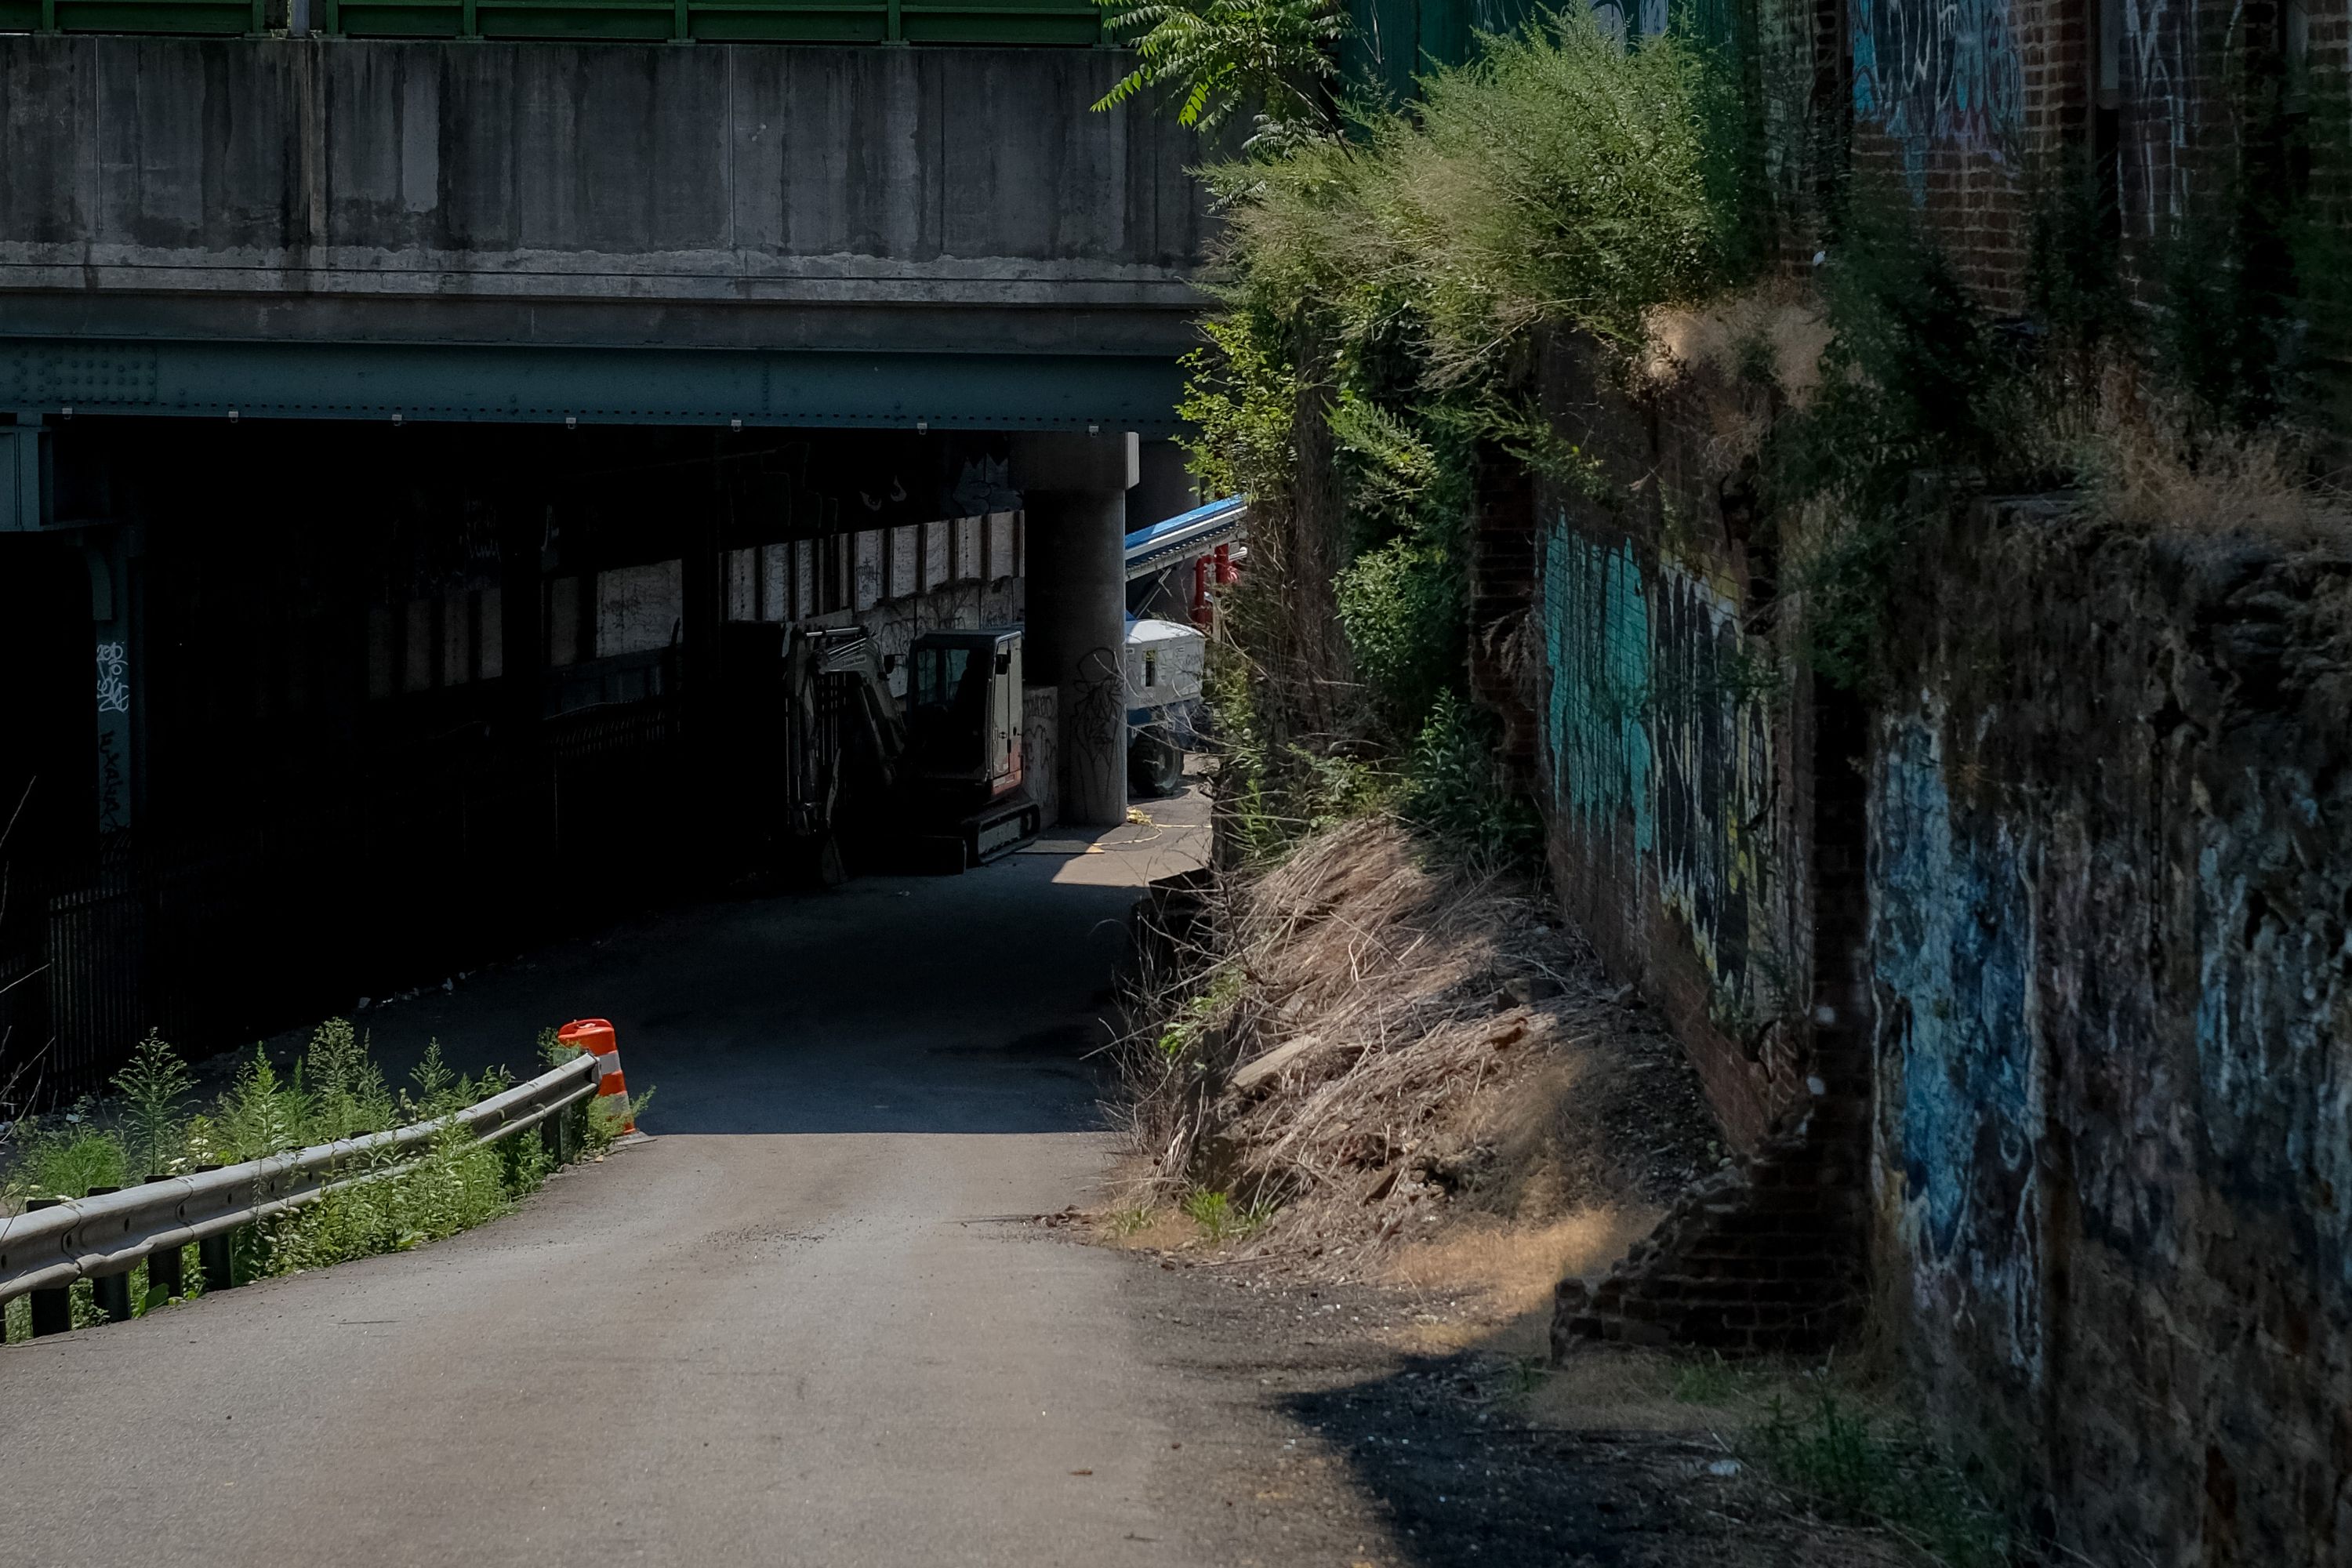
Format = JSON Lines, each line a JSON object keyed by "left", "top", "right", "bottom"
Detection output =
{"left": 0, "top": 0, "right": 1101, "bottom": 43}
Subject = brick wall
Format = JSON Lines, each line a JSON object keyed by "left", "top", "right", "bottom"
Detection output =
{"left": 1843, "top": 0, "right": 2352, "bottom": 319}
{"left": 1538, "top": 472, "right": 2352, "bottom": 1559}
{"left": 1523, "top": 333, "right": 1835, "bottom": 1155}
{"left": 1865, "top": 499, "right": 2352, "bottom": 1565}
{"left": 1520, "top": 0, "right": 2352, "bottom": 1555}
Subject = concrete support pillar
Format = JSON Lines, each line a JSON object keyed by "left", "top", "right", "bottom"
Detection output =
{"left": 1013, "top": 432, "right": 1137, "bottom": 829}
{"left": 1131, "top": 438, "right": 1199, "bottom": 532}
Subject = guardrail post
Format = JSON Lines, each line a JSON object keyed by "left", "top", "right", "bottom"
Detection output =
{"left": 194, "top": 1166, "right": 236, "bottom": 1294}
{"left": 143, "top": 1174, "right": 184, "bottom": 1302}
{"left": 25, "top": 1200, "right": 73, "bottom": 1336}
{"left": 85, "top": 1188, "right": 136, "bottom": 1323}
{"left": 885, "top": 0, "right": 902, "bottom": 41}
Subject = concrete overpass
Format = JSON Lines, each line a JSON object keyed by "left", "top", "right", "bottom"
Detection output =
{"left": 0, "top": 34, "right": 1210, "bottom": 430}
{"left": 0, "top": 31, "right": 1214, "bottom": 1093}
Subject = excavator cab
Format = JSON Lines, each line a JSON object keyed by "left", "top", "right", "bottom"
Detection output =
{"left": 902, "top": 629, "right": 1024, "bottom": 801}
{"left": 723, "top": 621, "right": 1037, "bottom": 880}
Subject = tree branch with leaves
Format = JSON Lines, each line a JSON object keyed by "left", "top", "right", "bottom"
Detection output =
{"left": 1091, "top": 0, "right": 1346, "bottom": 152}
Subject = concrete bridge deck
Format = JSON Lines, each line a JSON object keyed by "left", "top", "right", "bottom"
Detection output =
{"left": 0, "top": 34, "right": 1212, "bottom": 429}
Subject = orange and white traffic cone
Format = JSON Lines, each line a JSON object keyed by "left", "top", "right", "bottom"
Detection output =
{"left": 557, "top": 1017, "right": 635, "bottom": 1134}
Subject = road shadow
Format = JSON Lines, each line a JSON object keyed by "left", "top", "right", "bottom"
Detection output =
{"left": 1277, "top": 1350, "right": 1742, "bottom": 1566}
{"left": 251, "top": 807, "right": 1196, "bottom": 1137}
{"left": 1269, "top": 1334, "right": 1911, "bottom": 1568}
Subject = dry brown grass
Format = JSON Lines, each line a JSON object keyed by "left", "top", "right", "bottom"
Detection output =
{"left": 2074, "top": 371, "right": 2352, "bottom": 545}
{"left": 1111, "top": 816, "right": 1719, "bottom": 1280}
{"left": 1641, "top": 284, "right": 1831, "bottom": 405}
{"left": 1380, "top": 1207, "right": 1660, "bottom": 1316}
{"left": 1632, "top": 283, "right": 1831, "bottom": 484}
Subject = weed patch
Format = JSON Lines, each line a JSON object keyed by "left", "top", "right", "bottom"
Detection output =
{"left": 1181, "top": 1186, "right": 1279, "bottom": 1242}
{"left": 2, "top": 1022, "right": 641, "bottom": 1341}
{"left": 1749, "top": 1388, "right": 2012, "bottom": 1568}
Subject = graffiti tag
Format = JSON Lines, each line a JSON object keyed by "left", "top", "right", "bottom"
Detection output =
{"left": 95, "top": 641, "right": 129, "bottom": 714}
{"left": 1851, "top": 0, "right": 2023, "bottom": 184}
{"left": 96, "top": 728, "right": 126, "bottom": 834}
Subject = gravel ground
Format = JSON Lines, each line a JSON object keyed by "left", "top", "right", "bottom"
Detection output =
{"left": 1094, "top": 1236, "right": 1919, "bottom": 1568}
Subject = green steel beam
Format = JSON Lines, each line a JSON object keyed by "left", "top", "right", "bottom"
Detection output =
{"left": 0, "top": 425, "right": 48, "bottom": 531}
{"left": 0, "top": 0, "right": 1100, "bottom": 38}
{"left": 0, "top": 339, "right": 1189, "bottom": 435}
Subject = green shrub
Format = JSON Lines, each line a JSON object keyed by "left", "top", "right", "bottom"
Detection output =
{"left": 1211, "top": 9, "right": 1730, "bottom": 376}
{"left": 1092, "top": 0, "right": 1345, "bottom": 148}
{"left": 1335, "top": 535, "right": 1461, "bottom": 739}
{"left": 1399, "top": 691, "right": 1540, "bottom": 867}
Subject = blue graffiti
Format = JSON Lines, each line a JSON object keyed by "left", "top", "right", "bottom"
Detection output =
{"left": 1873, "top": 719, "right": 2037, "bottom": 1261}
{"left": 1545, "top": 527, "right": 1654, "bottom": 858}
{"left": 1851, "top": 0, "right": 2024, "bottom": 192}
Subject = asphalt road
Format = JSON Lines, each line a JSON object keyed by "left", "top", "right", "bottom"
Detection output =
{"left": 0, "top": 798, "right": 1219, "bottom": 1568}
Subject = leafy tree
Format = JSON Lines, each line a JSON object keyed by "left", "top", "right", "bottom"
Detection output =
{"left": 1091, "top": 0, "right": 1346, "bottom": 151}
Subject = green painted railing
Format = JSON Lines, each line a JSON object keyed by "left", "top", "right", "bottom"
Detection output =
{"left": 0, "top": 0, "right": 1101, "bottom": 42}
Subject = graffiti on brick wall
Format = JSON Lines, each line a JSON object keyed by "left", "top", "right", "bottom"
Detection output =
{"left": 2190, "top": 778, "right": 2352, "bottom": 1267}
{"left": 1850, "top": 0, "right": 2024, "bottom": 187}
{"left": 1542, "top": 523, "right": 1785, "bottom": 1025}
{"left": 2121, "top": 0, "right": 2191, "bottom": 232}
{"left": 1869, "top": 714, "right": 2044, "bottom": 1381}
{"left": 1546, "top": 529, "right": 1655, "bottom": 856}
{"left": 1648, "top": 558, "right": 1783, "bottom": 1021}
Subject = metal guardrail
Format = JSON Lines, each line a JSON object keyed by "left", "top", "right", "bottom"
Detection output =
{"left": 0, "top": 1047, "right": 603, "bottom": 1311}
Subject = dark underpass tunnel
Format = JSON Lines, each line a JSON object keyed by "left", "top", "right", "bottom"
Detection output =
{"left": 298, "top": 841, "right": 1174, "bottom": 1140}
{"left": 1, "top": 414, "right": 1186, "bottom": 1116}
{"left": 0, "top": 538, "right": 97, "bottom": 887}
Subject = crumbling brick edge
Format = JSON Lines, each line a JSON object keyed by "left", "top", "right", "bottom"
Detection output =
{"left": 1550, "top": 1094, "right": 1867, "bottom": 1358}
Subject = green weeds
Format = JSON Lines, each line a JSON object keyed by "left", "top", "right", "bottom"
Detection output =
{"left": 2, "top": 1022, "right": 638, "bottom": 1341}
{"left": 1749, "top": 1387, "right": 2013, "bottom": 1568}
{"left": 1181, "top": 1186, "right": 1278, "bottom": 1242}
{"left": 1155, "top": 964, "right": 1246, "bottom": 1064}
{"left": 1668, "top": 1349, "right": 1757, "bottom": 1406}
{"left": 1397, "top": 691, "right": 1541, "bottom": 869}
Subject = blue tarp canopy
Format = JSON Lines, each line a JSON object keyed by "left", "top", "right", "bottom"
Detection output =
{"left": 1123, "top": 495, "right": 1246, "bottom": 581}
